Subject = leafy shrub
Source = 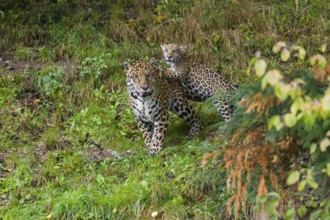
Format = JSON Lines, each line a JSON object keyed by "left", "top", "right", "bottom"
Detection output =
{"left": 78, "top": 54, "right": 108, "bottom": 83}
{"left": 35, "top": 66, "right": 66, "bottom": 98}
{"left": 205, "top": 42, "right": 330, "bottom": 219}
{"left": 67, "top": 88, "right": 136, "bottom": 146}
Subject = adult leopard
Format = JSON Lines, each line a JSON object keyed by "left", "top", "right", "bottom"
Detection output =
{"left": 122, "top": 60, "right": 201, "bottom": 155}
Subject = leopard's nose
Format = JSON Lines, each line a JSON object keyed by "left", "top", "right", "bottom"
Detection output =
{"left": 167, "top": 55, "right": 172, "bottom": 59}
{"left": 141, "top": 84, "right": 149, "bottom": 91}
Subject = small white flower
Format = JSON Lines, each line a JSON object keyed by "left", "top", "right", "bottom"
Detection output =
{"left": 151, "top": 211, "right": 158, "bottom": 218}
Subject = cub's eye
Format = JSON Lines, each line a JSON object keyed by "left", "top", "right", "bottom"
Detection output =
{"left": 146, "top": 72, "right": 153, "bottom": 76}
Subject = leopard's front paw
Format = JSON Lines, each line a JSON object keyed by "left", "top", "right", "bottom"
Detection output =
{"left": 148, "top": 147, "right": 163, "bottom": 156}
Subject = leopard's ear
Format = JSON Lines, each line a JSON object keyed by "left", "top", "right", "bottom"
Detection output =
{"left": 122, "top": 61, "right": 130, "bottom": 71}
{"left": 160, "top": 43, "right": 166, "bottom": 50}
{"left": 179, "top": 45, "right": 188, "bottom": 52}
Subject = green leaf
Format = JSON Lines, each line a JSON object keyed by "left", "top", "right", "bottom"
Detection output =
{"left": 261, "top": 76, "right": 268, "bottom": 90}
{"left": 327, "top": 163, "right": 330, "bottom": 176}
{"left": 322, "top": 93, "right": 330, "bottom": 111}
{"left": 310, "top": 210, "right": 322, "bottom": 220}
{"left": 283, "top": 113, "right": 297, "bottom": 128}
{"left": 264, "top": 69, "right": 283, "bottom": 87}
{"left": 213, "top": 34, "right": 220, "bottom": 44}
{"left": 310, "top": 54, "right": 327, "bottom": 70}
{"left": 285, "top": 207, "right": 295, "bottom": 219}
{"left": 297, "top": 205, "right": 307, "bottom": 217}
{"left": 268, "top": 192, "right": 280, "bottom": 199}
{"left": 287, "top": 171, "right": 300, "bottom": 185}
{"left": 298, "top": 180, "right": 307, "bottom": 191}
{"left": 254, "top": 59, "right": 267, "bottom": 78}
{"left": 272, "top": 41, "right": 287, "bottom": 54}
{"left": 292, "top": 45, "right": 306, "bottom": 60}
{"left": 297, "top": 47, "right": 306, "bottom": 60}
{"left": 310, "top": 143, "right": 317, "bottom": 154}
{"left": 258, "top": 195, "right": 268, "bottom": 203}
{"left": 303, "top": 112, "right": 316, "bottom": 128}
{"left": 319, "top": 43, "right": 327, "bottom": 53}
{"left": 275, "top": 82, "right": 291, "bottom": 101}
{"left": 290, "top": 101, "right": 300, "bottom": 115}
{"left": 306, "top": 169, "right": 318, "bottom": 189}
{"left": 320, "top": 138, "right": 330, "bottom": 152}
{"left": 267, "top": 200, "right": 279, "bottom": 210}
{"left": 268, "top": 115, "right": 283, "bottom": 131}
{"left": 307, "top": 177, "right": 318, "bottom": 189}
{"left": 96, "top": 174, "right": 105, "bottom": 185}
{"left": 247, "top": 57, "right": 257, "bottom": 76}
{"left": 280, "top": 48, "right": 291, "bottom": 62}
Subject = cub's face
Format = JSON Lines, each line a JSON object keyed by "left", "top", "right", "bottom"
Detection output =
{"left": 161, "top": 43, "right": 187, "bottom": 65}
{"left": 122, "top": 61, "right": 157, "bottom": 98}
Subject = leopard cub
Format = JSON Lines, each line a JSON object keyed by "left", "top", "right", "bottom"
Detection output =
{"left": 161, "top": 43, "right": 237, "bottom": 121}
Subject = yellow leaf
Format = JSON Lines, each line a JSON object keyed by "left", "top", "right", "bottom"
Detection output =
{"left": 320, "top": 138, "right": 330, "bottom": 152}
{"left": 326, "top": 163, "right": 330, "bottom": 176}
{"left": 272, "top": 41, "right": 287, "bottom": 54}
{"left": 292, "top": 45, "right": 306, "bottom": 60}
{"left": 275, "top": 82, "right": 291, "bottom": 101}
{"left": 310, "top": 54, "right": 327, "bottom": 70}
{"left": 254, "top": 59, "right": 267, "bottom": 78}
{"left": 320, "top": 43, "right": 327, "bottom": 53}
{"left": 283, "top": 113, "right": 297, "bottom": 128}
{"left": 156, "top": 15, "right": 165, "bottom": 23}
{"left": 264, "top": 69, "right": 283, "bottom": 87}
{"left": 280, "top": 48, "right": 291, "bottom": 61}
{"left": 326, "top": 130, "right": 330, "bottom": 137}
{"left": 287, "top": 171, "right": 300, "bottom": 185}
{"left": 298, "top": 180, "right": 307, "bottom": 191}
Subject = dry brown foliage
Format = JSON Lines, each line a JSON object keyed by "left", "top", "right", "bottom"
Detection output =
{"left": 203, "top": 93, "right": 302, "bottom": 219}
{"left": 310, "top": 58, "right": 330, "bottom": 82}
{"left": 239, "top": 92, "right": 277, "bottom": 114}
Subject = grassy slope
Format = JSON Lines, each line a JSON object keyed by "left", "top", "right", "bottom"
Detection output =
{"left": 0, "top": 0, "right": 329, "bottom": 219}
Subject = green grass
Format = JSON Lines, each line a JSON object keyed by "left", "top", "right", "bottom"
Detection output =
{"left": 0, "top": 0, "right": 329, "bottom": 219}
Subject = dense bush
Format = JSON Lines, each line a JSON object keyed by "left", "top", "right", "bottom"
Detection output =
{"left": 204, "top": 43, "right": 330, "bottom": 219}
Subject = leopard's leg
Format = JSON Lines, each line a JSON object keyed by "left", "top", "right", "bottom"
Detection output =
{"left": 185, "top": 87, "right": 207, "bottom": 102}
{"left": 149, "top": 112, "right": 169, "bottom": 155}
{"left": 170, "top": 97, "right": 201, "bottom": 138}
{"left": 213, "top": 96, "right": 234, "bottom": 122}
{"left": 137, "top": 120, "right": 153, "bottom": 147}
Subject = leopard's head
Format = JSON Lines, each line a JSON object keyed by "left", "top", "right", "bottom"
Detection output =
{"left": 160, "top": 43, "right": 187, "bottom": 65}
{"left": 122, "top": 61, "right": 159, "bottom": 98}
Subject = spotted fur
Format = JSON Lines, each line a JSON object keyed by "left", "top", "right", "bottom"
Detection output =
{"left": 161, "top": 43, "right": 237, "bottom": 121}
{"left": 122, "top": 60, "right": 201, "bottom": 155}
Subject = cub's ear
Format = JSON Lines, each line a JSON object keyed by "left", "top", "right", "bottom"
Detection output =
{"left": 122, "top": 61, "right": 130, "bottom": 70}
{"left": 160, "top": 43, "right": 166, "bottom": 50}
{"left": 179, "top": 45, "right": 188, "bottom": 52}
{"left": 149, "top": 57, "right": 157, "bottom": 66}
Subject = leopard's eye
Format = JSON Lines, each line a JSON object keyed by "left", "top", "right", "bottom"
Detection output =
{"left": 146, "top": 72, "right": 153, "bottom": 76}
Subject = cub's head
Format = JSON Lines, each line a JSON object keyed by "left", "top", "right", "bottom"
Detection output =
{"left": 160, "top": 43, "right": 187, "bottom": 65}
{"left": 122, "top": 61, "right": 159, "bottom": 98}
